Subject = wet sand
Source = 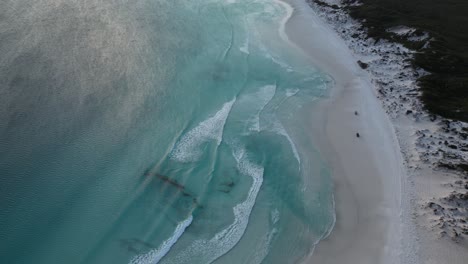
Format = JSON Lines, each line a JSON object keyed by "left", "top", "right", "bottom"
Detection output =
{"left": 280, "top": 0, "right": 406, "bottom": 263}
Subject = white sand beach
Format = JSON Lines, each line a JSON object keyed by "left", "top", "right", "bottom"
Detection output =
{"left": 280, "top": 0, "right": 407, "bottom": 263}
{"left": 281, "top": 0, "right": 468, "bottom": 263}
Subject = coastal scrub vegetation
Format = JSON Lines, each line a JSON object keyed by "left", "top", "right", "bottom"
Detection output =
{"left": 343, "top": 0, "right": 468, "bottom": 122}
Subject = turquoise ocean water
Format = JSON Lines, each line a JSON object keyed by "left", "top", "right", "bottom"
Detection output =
{"left": 0, "top": 0, "right": 335, "bottom": 263}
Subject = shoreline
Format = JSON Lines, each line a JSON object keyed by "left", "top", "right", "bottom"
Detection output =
{"left": 305, "top": 1, "right": 468, "bottom": 263}
{"left": 279, "top": 0, "right": 407, "bottom": 263}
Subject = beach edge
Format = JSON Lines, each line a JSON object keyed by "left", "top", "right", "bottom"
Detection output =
{"left": 279, "top": 0, "right": 408, "bottom": 263}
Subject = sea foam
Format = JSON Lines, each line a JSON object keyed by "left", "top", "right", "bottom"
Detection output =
{"left": 130, "top": 215, "right": 193, "bottom": 264}
{"left": 170, "top": 99, "right": 235, "bottom": 162}
{"left": 170, "top": 144, "right": 264, "bottom": 263}
{"left": 246, "top": 84, "right": 277, "bottom": 132}
{"left": 272, "top": 118, "right": 301, "bottom": 165}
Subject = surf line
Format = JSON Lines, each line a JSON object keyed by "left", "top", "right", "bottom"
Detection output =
{"left": 274, "top": 0, "right": 319, "bottom": 64}
{"left": 129, "top": 214, "right": 194, "bottom": 264}
{"left": 170, "top": 145, "right": 265, "bottom": 264}
{"left": 274, "top": 0, "right": 295, "bottom": 47}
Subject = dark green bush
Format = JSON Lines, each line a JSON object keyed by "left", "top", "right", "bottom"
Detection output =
{"left": 343, "top": 0, "right": 468, "bottom": 122}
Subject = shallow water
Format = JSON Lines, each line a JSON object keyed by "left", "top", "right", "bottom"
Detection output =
{"left": 0, "top": 0, "right": 334, "bottom": 263}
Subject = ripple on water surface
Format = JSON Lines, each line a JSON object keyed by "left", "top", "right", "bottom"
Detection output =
{"left": 0, "top": 0, "right": 334, "bottom": 263}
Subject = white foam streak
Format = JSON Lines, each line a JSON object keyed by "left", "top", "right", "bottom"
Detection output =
{"left": 170, "top": 99, "right": 235, "bottom": 162}
{"left": 248, "top": 209, "right": 280, "bottom": 263}
{"left": 250, "top": 228, "right": 278, "bottom": 264}
{"left": 285, "top": 88, "right": 299, "bottom": 97}
{"left": 272, "top": 119, "right": 301, "bottom": 165}
{"left": 271, "top": 208, "right": 280, "bottom": 224}
{"left": 273, "top": 0, "right": 294, "bottom": 46}
{"left": 239, "top": 16, "right": 250, "bottom": 54}
{"left": 129, "top": 215, "right": 193, "bottom": 264}
{"left": 239, "top": 40, "right": 250, "bottom": 54}
{"left": 172, "top": 145, "right": 264, "bottom": 263}
{"left": 249, "top": 84, "right": 276, "bottom": 132}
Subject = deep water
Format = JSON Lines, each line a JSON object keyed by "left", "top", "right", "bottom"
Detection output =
{"left": 0, "top": 0, "right": 334, "bottom": 263}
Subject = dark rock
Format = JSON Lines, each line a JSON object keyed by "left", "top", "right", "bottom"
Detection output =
{"left": 357, "top": 60, "right": 369, "bottom": 69}
{"left": 461, "top": 193, "right": 468, "bottom": 200}
{"left": 448, "top": 144, "right": 458, "bottom": 150}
